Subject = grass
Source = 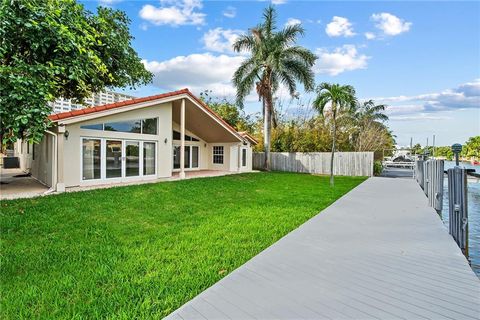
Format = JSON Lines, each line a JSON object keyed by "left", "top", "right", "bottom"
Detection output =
{"left": 1, "top": 172, "right": 366, "bottom": 319}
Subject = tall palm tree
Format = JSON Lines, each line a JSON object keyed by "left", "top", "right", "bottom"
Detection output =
{"left": 313, "top": 83, "right": 357, "bottom": 186}
{"left": 232, "top": 6, "right": 316, "bottom": 170}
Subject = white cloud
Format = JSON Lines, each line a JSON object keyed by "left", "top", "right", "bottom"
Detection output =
{"left": 202, "top": 28, "right": 242, "bottom": 53}
{"left": 139, "top": 0, "right": 206, "bottom": 27}
{"left": 285, "top": 18, "right": 301, "bottom": 27}
{"left": 389, "top": 114, "right": 451, "bottom": 121}
{"left": 372, "top": 79, "right": 480, "bottom": 118}
{"left": 325, "top": 16, "right": 355, "bottom": 37}
{"left": 271, "top": 0, "right": 287, "bottom": 4}
{"left": 222, "top": 6, "right": 236, "bottom": 18}
{"left": 371, "top": 13, "right": 412, "bottom": 36}
{"left": 315, "top": 45, "right": 369, "bottom": 76}
{"left": 142, "top": 53, "right": 245, "bottom": 98}
{"left": 364, "top": 32, "right": 376, "bottom": 40}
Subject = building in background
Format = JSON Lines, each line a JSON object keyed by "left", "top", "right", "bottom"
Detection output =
{"left": 50, "top": 91, "right": 135, "bottom": 113}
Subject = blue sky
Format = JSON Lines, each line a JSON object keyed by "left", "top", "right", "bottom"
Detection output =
{"left": 81, "top": 0, "right": 480, "bottom": 146}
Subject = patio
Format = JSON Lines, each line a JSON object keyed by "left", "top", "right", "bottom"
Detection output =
{"left": 0, "top": 168, "right": 50, "bottom": 200}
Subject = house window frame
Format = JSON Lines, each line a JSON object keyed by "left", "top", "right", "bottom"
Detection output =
{"left": 212, "top": 146, "right": 224, "bottom": 164}
{"left": 242, "top": 148, "right": 247, "bottom": 167}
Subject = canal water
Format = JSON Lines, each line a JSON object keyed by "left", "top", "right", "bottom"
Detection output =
{"left": 441, "top": 161, "right": 479, "bottom": 277}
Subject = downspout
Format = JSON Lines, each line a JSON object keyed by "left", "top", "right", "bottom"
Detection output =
{"left": 43, "top": 130, "right": 57, "bottom": 194}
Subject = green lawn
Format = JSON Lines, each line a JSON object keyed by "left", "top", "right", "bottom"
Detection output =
{"left": 1, "top": 172, "right": 365, "bottom": 319}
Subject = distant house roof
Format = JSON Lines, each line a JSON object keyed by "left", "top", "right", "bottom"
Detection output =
{"left": 49, "top": 89, "right": 250, "bottom": 143}
{"left": 239, "top": 131, "right": 258, "bottom": 145}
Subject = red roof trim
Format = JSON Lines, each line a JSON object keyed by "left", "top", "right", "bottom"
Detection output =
{"left": 239, "top": 131, "right": 258, "bottom": 145}
{"left": 49, "top": 89, "right": 243, "bottom": 140}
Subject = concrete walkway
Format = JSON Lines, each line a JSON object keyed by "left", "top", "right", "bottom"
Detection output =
{"left": 166, "top": 177, "right": 480, "bottom": 320}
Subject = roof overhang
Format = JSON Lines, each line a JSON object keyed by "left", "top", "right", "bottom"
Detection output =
{"left": 50, "top": 89, "right": 244, "bottom": 143}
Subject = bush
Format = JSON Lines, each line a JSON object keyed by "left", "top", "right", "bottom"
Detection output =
{"left": 373, "top": 160, "right": 383, "bottom": 176}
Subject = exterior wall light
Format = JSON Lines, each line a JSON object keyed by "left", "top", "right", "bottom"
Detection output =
{"left": 164, "top": 138, "right": 168, "bottom": 144}
{"left": 64, "top": 130, "right": 69, "bottom": 140}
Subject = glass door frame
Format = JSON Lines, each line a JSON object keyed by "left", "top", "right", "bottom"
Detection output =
{"left": 172, "top": 144, "right": 200, "bottom": 171}
{"left": 80, "top": 137, "right": 157, "bottom": 183}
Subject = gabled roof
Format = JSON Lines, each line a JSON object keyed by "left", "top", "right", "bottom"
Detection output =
{"left": 239, "top": 131, "right": 258, "bottom": 145}
{"left": 49, "top": 89, "right": 248, "bottom": 143}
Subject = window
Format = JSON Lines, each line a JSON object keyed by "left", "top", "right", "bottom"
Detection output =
{"left": 105, "top": 120, "right": 141, "bottom": 134}
{"left": 172, "top": 130, "right": 199, "bottom": 141}
{"left": 173, "top": 131, "right": 181, "bottom": 140}
{"left": 82, "top": 139, "right": 101, "bottom": 180}
{"left": 142, "top": 118, "right": 157, "bottom": 135}
{"left": 242, "top": 148, "right": 247, "bottom": 167}
{"left": 213, "top": 146, "right": 224, "bottom": 164}
{"left": 81, "top": 118, "right": 158, "bottom": 135}
{"left": 143, "top": 142, "right": 156, "bottom": 175}
{"left": 80, "top": 123, "right": 103, "bottom": 130}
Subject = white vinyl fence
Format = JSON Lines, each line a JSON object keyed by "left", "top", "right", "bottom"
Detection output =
{"left": 253, "top": 152, "right": 374, "bottom": 176}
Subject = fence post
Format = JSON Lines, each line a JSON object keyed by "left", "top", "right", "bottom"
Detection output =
{"left": 447, "top": 167, "right": 468, "bottom": 257}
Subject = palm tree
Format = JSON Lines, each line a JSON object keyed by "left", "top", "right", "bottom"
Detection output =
{"left": 350, "top": 100, "right": 390, "bottom": 152}
{"left": 313, "top": 83, "right": 357, "bottom": 186}
{"left": 354, "top": 100, "right": 388, "bottom": 124}
{"left": 232, "top": 6, "right": 316, "bottom": 170}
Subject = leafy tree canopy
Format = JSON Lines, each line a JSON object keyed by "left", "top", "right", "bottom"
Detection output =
{"left": 0, "top": 0, "right": 153, "bottom": 144}
{"left": 200, "top": 90, "right": 256, "bottom": 133}
{"left": 461, "top": 135, "right": 480, "bottom": 158}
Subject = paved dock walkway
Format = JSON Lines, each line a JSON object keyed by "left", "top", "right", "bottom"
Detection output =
{"left": 166, "top": 177, "right": 480, "bottom": 320}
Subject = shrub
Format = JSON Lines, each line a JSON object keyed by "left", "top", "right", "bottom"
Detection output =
{"left": 373, "top": 160, "right": 383, "bottom": 176}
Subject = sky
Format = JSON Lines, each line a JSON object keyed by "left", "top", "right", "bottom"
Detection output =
{"left": 81, "top": 0, "right": 480, "bottom": 147}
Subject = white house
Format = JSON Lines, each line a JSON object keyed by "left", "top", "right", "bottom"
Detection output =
{"left": 18, "top": 89, "right": 257, "bottom": 191}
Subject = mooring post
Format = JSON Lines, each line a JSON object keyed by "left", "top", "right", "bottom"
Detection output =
{"left": 448, "top": 144, "right": 469, "bottom": 257}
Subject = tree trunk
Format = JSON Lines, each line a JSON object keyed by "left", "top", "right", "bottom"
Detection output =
{"left": 330, "top": 112, "right": 337, "bottom": 186}
{"left": 263, "top": 97, "right": 271, "bottom": 171}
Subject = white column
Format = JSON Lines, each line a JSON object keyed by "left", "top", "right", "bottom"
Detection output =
{"left": 180, "top": 99, "right": 186, "bottom": 179}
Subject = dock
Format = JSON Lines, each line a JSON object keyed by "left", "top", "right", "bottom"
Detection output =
{"left": 166, "top": 177, "right": 480, "bottom": 320}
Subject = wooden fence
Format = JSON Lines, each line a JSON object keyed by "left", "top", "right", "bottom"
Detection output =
{"left": 252, "top": 152, "right": 374, "bottom": 176}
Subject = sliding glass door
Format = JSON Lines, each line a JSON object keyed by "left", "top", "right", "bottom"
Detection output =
{"left": 82, "top": 139, "right": 101, "bottom": 180}
{"left": 143, "top": 142, "right": 156, "bottom": 176}
{"left": 82, "top": 138, "right": 156, "bottom": 182}
{"left": 173, "top": 145, "right": 199, "bottom": 170}
{"left": 125, "top": 141, "right": 140, "bottom": 177}
{"left": 106, "top": 140, "right": 122, "bottom": 178}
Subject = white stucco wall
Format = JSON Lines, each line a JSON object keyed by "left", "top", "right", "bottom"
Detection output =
{"left": 30, "top": 135, "right": 54, "bottom": 187}
{"left": 62, "top": 102, "right": 172, "bottom": 187}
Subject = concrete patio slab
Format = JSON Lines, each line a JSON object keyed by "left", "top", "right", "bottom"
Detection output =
{"left": 0, "top": 168, "right": 49, "bottom": 200}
